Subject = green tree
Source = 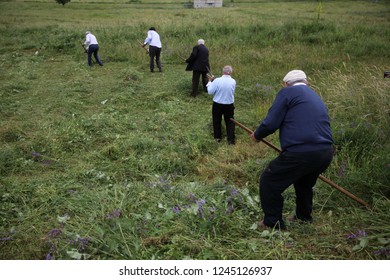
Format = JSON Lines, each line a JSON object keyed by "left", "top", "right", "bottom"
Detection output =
{"left": 55, "top": 0, "right": 71, "bottom": 6}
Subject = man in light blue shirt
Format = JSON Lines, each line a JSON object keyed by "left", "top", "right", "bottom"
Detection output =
{"left": 142, "top": 27, "right": 162, "bottom": 72}
{"left": 207, "top": 65, "right": 236, "bottom": 144}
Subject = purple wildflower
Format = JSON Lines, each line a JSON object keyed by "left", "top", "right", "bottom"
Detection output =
{"left": 172, "top": 206, "right": 181, "bottom": 214}
{"left": 0, "top": 237, "right": 12, "bottom": 241}
{"left": 230, "top": 188, "right": 238, "bottom": 196}
{"left": 159, "top": 176, "right": 167, "bottom": 184}
{"left": 373, "top": 248, "right": 390, "bottom": 255}
{"left": 188, "top": 193, "right": 197, "bottom": 202}
{"left": 76, "top": 237, "right": 91, "bottom": 252}
{"left": 196, "top": 199, "right": 206, "bottom": 218}
{"left": 197, "top": 199, "right": 206, "bottom": 207}
{"left": 226, "top": 204, "right": 234, "bottom": 215}
{"left": 45, "top": 253, "right": 54, "bottom": 260}
{"left": 347, "top": 229, "right": 367, "bottom": 239}
{"left": 47, "top": 228, "right": 62, "bottom": 238}
{"left": 67, "top": 236, "right": 91, "bottom": 252}
{"left": 106, "top": 208, "right": 121, "bottom": 219}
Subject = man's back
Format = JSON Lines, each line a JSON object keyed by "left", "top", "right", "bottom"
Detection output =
{"left": 207, "top": 75, "right": 236, "bottom": 104}
{"left": 271, "top": 85, "right": 333, "bottom": 152}
{"left": 187, "top": 44, "right": 209, "bottom": 72}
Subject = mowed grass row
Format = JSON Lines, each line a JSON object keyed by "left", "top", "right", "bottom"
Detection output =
{"left": 0, "top": 1, "right": 389, "bottom": 259}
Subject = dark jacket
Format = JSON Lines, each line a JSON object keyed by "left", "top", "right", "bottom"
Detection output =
{"left": 185, "top": 44, "right": 210, "bottom": 72}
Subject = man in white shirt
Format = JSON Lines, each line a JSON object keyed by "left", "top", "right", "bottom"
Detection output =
{"left": 142, "top": 27, "right": 162, "bottom": 72}
{"left": 83, "top": 31, "right": 103, "bottom": 67}
{"left": 207, "top": 65, "right": 236, "bottom": 145}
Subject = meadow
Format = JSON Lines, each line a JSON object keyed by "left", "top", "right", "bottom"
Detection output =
{"left": 0, "top": 0, "right": 389, "bottom": 260}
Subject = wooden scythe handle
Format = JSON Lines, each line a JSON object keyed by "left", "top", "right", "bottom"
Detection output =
{"left": 230, "top": 118, "right": 371, "bottom": 209}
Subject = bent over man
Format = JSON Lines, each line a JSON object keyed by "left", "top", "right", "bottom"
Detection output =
{"left": 251, "top": 70, "right": 334, "bottom": 230}
{"left": 83, "top": 31, "right": 103, "bottom": 67}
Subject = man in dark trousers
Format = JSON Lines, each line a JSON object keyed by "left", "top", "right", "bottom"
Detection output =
{"left": 251, "top": 70, "right": 334, "bottom": 230}
{"left": 206, "top": 65, "right": 236, "bottom": 145}
{"left": 83, "top": 31, "right": 103, "bottom": 67}
{"left": 142, "top": 27, "right": 162, "bottom": 72}
{"left": 185, "top": 39, "right": 210, "bottom": 97}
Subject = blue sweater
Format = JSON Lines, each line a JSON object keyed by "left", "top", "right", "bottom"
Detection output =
{"left": 254, "top": 84, "right": 333, "bottom": 152}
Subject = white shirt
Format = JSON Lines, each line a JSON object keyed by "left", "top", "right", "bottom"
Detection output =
{"left": 207, "top": 75, "right": 236, "bottom": 104}
{"left": 144, "top": 30, "right": 162, "bottom": 48}
{"left": 84, "top": 33, "right": 98, "bottom": 47}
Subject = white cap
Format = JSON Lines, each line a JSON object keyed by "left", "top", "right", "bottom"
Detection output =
{"left": 283, "top": 70, "right": 307, "bottom": 83}
{"left": 197, "top": 39, "right": 205, "bottom": 45}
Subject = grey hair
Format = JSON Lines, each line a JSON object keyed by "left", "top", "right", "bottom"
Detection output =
{"left": 223, "top": 65, "right": 233, "bottom": 75}
{"left": 197, "top": 39, "right": 205, "bottom": 45}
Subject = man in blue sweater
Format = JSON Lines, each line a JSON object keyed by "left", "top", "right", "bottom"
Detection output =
{"left": 251, "top": 70, "right": 334, "bottom": 230}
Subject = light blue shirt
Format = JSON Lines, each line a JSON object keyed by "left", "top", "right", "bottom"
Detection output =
{"left": 144, "top": 30, "right": 162, "bottom": 48}
{"left": 207, "top": 75, "right": 236, "bottom": 104}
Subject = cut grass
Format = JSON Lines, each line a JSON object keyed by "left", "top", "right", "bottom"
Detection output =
{"left": 0, "top": 0, "right": 389, "bottom": 260}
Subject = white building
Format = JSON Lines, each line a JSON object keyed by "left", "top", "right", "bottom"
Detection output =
{"left": 193, "top": 0, "right": 223, "bottom": 8}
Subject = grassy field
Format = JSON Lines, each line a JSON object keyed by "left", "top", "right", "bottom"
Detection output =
{"left": 0, "top": 0, "right": 389, "bottom": 260}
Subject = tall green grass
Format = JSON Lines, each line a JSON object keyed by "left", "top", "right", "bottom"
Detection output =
{"left": 0, "top": 0, "right": 389, "bottom": 260}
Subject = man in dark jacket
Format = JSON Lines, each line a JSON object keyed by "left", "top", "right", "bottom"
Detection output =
{"left": 185, "top": 39, "right": 210, "bottom": 97}
{"left": 251, "top": 70, "right": 334, "bottom": 230}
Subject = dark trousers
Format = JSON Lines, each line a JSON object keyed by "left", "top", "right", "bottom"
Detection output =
{"left": 149, "top": 46, "right": 162, "bottom": 71}
{"left": 191, "top": 71, "right": 208, "bottom": 96}
{"left": 212, "top": 102, "right": 235, "bottom": 144}
{"left": 259, "top": 147, "right": 333, "bottom": 229}
{"left": 87, "top": 44, "right": 103, "bottom": 66}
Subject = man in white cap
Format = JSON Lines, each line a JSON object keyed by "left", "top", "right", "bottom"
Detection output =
{"left": 83, "top": 31, "right": 103, "bottom": 67}
{"left": 251, "top": 69, "right": 334, "bottom": 230}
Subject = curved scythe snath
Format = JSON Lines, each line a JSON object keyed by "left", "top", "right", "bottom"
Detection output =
{"left": 230, "top": 118, "right": 371, "bottom": 209}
